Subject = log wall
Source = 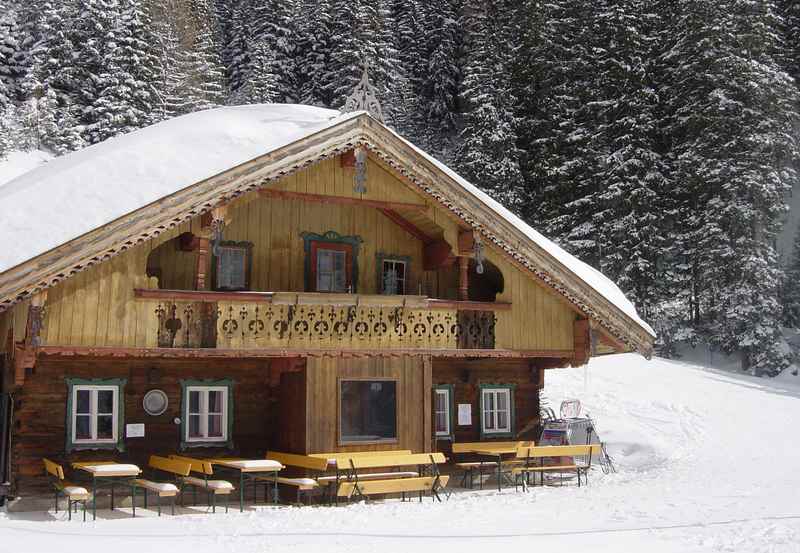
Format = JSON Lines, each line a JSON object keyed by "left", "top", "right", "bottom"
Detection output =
{"left": 9, "top": 355, "right": 298, "bottom": 497}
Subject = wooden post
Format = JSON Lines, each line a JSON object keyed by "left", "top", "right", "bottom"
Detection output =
{"left": 195, "top": 237, "right": 210, "bottom": 291}
{"left": 458, "top": 256, "right": 469, "bottom": 301}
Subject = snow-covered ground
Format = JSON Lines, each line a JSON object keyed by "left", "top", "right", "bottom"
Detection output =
{"left": 3, "top": 353, "right": 800, "bottom": 552}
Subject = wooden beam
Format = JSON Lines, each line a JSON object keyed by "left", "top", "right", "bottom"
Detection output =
{"left": 458, "top": 229, "right": 475, "bottom": 256}
{"left": 39, "top": 345, "right": 574, "bottom": 359}
{"left": 260, "top": 188, "right": 427, "bottom": 212}
{"left": 134, "top": 288, "right": 276, "bottom": 302}
{"left": 427, "top": 299, "right": 512, "bottom": 311}
{"left": 423, "top": 240, "right": 453, "bottom": 270}
{"left": 379, "top": 208, "right": 434, "bottom": 244}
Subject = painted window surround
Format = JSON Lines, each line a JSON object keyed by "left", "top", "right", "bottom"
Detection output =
{"left": 301, "top": 230, "right": 363, "bottom": 293}
{"left": 478, "top": 383, "right": 516, "bottom": 439}
{"left": 65, "top": 378, "right": 127, "bottom": 452}
{"left": 179, "top": 379, "right": 235, "bottom": 450}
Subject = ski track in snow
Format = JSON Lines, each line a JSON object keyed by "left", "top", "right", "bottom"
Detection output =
{"left": 2, "top": 354, "right": 800, "bottom": 552}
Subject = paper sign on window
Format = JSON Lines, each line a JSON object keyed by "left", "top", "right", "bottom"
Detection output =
{"left": 457, "top": 404, "right": 472, "bottom": 426}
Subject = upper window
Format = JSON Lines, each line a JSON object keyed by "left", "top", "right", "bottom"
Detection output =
{"left": 434, "top": 386, "right": 452, "bottom": 437}
{"left": 66, "top": 378, "right": 126, "bottom": 451}
{"left": 213, "top": 241, "right": 252, "bottom": 291}
{"left": 316, "top": 246, "right": 349, "bottom": 292}
{"left": 381, "top": 259, "right": 407, "bottom": 294}
{"left": 340, "top": 379, "right": 397, "bottom": 443}
{"left": 180, "top": 380, "right": 234, "bottom": 448}
{"left": 302, "top": 231, "right": 362, "bottom": 293}
{"left": 481, "top": 386, "right": 513, "bottom": 436}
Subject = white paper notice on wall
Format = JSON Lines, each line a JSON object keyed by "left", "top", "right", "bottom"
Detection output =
{"left": 126, "top": 423, "right": 145, "bottom": 438}
{"left": 457, "top": 404, "right": 472, "bottom": 426}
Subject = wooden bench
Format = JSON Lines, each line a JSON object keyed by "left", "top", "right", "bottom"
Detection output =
{"left": 451, "top": 441, "right": 533, "bottom": 489}
{"left": 169, "top": 455, "right": 234, "bottom": 513}
{"left": 512, "top": 444, "right": 602, "bottom": 490}
{"left": 336, "top": 452, "right": 449, "bottom": 503}
{"left": 132, "top": 455, "right": 191, "bottom": 516}
{"left": 256, "top": 451, "right": 329, "bottom": 504}
{"left": 43, "top": 458, "right": 89, "bottom": 521}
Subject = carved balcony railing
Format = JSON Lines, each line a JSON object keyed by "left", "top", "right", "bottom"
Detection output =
{"left": 135, "top": 290, "right": 508, "bottom": 351}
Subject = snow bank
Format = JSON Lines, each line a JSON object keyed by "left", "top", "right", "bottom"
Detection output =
{"left": 0, "top": 106, "right": 651, "bottom": 337}
{"left": 0, "top": 150, "right": 53, "bottom": 186}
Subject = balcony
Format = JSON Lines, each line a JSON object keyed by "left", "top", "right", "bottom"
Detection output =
{"left": 134, "top": 289, "right": 510, "bottom": 352}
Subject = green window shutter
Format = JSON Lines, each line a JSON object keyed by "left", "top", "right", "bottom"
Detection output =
{"left": 65, "top": 377, "right": 127, "bottom": 453}
{"left": 179, "top": 378, "right": 235, "bottom": 450}
{"left": 478, "top": 383, "right": 516, "bottom": 439}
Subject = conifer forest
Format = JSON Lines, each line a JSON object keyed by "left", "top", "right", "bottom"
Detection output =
{"left": 1, "top": 0, "right": 800, "bottom": 375}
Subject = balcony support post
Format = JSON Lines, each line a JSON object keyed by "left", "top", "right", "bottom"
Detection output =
{"left": 458, "top": 256, "right": 469, "bottom": 301}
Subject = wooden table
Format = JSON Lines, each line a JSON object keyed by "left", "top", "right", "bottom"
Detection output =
{"left": 470, "top": 448, "right": 519, "bottom": 492}
{"left": 207, "top": 458, "right": 284, "bottom": 512}
{"left": 72, "top": 462, "right": 142, "bottom": 520}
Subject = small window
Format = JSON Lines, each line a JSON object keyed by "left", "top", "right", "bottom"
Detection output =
{"left": 301, "top": 231, "right": 362, "bottom": 293}
{"left": 480, "top": 386, "right": 513, "bottom": 436}
{"left": 66, "top": 378, "right": 126, "bottom": 451}
{"left": 317, "top": 248, "right": 348, "bottom": 292}
{"left": 434, "top": 386, "right": 452, "bottom": 437}
{"left": 180, "top": 379, "right": 234, "bottom": 448}
{"left": 381, "top": 259, "right": 407, "bottom": 294}
{"left": 213, "top": 241, "right": 252, "bottom": 291}
{"left": 340, "top": 379, "right": 397, "bottom": 443}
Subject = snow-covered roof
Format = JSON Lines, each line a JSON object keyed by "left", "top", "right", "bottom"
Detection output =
{"left": 0, "top": 103, "right": 653, "bottom": 344}
{"left": 0, "top": 104, "right": 356, "bottom": 273}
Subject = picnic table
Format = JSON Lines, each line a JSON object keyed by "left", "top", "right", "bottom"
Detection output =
{"left": 71, "top": 461, "right": 142, "bottom": 520}
{"left": 468, "top": 446, "right": 520, "bottom": 491}
{"left": 206, "top": 457, "right": 283, "bottom": 512}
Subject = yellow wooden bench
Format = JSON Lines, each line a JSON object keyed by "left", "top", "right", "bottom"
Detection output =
{"left": 451, "top": 441, "right": 533, "bottom": 489}
{"left": 132, "top": 455, "right": 191, "bottom": 515}
{"left": 169, "top": 455, "right": 234, "bottom": 513}
{"left": 43, "top": 458, "right": 90, "bottom": 521}
{"left": 512, "top": 444, "right": 603, "bottom": 490}
{"left": 336, "top": 452, "right": 449, "bottom": 503}
{"left": 255, "top": 451, "right": 329, "bottom": 504}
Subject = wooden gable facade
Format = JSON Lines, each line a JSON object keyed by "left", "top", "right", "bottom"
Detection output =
{"left": 0, "top": 111, "right": 653, "bottom": 506}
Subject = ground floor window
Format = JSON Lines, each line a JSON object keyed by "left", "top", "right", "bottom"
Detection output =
{"left": 434, "top": 385, "right": 453, "bottom": 437}
{"left": 65, "top": 378, "right": 126, "bottom": 451}
{"left": 480, "top": 385, "right": 514, "bottom": 437}
{"left": 340, "top": 379, "right": 397, "bottom": 443}
{"left": 180, "top": 379, "right": 234, "bottom": 449}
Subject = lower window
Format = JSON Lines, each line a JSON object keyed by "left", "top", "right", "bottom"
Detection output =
{"left": 66, "top": 378, "right": 126, "bottom": 451}
{"left": 434, "top": 386, "right": 452, "bottom": 437}
{"left": 180, "top": 379, "right": 234, "bottom": 448}
{"left": 340, "top": 379, "right": 397, "bottom": 443}
{"left": 481, "top": 386, "right": 513, "bottom": 436}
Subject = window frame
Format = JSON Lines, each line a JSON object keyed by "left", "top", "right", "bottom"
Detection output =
{"left": 179, "top": 379, "right": 234, "bottom": 450}
{"left": 301, "top": 231, "right": 362, "bottom": 293}
{"left": 211, "top": 240, "right": 253, "bottom": 292}
{"left": 376, "top": 252, "right": 412, "bottom": 295}
{"left": 479, "top": 384, "right": 515, "bottom": 439}
{"left": 338, "top": 377, "right": 400, "bottom": 446}
{"left": 312, "top": 242, "right": 352, "bottom": 293}
{"left": 434, "top": 384, "right": 454, "bottom": 439}
{"left": 65, "top": 378, "right": 126, "bottom": 452}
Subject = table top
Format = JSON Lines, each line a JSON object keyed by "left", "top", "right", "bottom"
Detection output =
{"left": 208, "top": 458, "right": 284, "bottom": 473}
{"left": 73, "top": 462, "right": 141, "bottom": 477}
{"left": 471, "top": 448, "right": 518, "bottom": 456}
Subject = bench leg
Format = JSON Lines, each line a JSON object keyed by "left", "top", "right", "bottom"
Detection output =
{"left": 54, "top": 491, "right": 59, "bottom": 514}
{"left": 158, "top": 494, "right": 162, "bottom": 517}
{"left": 111, "top": 482, "right": 115, "bottom": 511}
{"left": 131, "top": 486, "right": 136, "bottom": 517}
{"left": 143, "top": 489, "right": 148, "bottom": 509}
{"left": 226, "top": 492, "right": 230, "bottom": 513}
{"left": 172, "top": 496, "right": 176, "bottom": 516}
{"left": 83, "top": 500, "right": 87, "bottom": 522}
{"left": 212, "top": 491, "right": 216, "bottom": 514}
{"left": 68, "top": 499, "right": 72, "bottom": 521}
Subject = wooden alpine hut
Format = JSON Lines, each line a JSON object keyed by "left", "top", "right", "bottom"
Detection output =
{"left": 0, "top": 89, "right": 654, "bottom": 509}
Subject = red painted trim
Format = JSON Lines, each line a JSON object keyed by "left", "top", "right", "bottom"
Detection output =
{"left": 39, "top": 345, "right": 574, "bottom": 359}
{"left": 260, "top": 188, "right": 427, "bottom": 211}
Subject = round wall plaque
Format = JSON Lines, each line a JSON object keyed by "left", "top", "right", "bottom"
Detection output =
{"left": 143, "top": 389, "right": 168, "bottom": 416}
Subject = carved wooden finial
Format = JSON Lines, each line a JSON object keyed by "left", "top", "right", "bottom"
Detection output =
{"left": 343, "top": 64, "right": 385, "bottom": 123}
